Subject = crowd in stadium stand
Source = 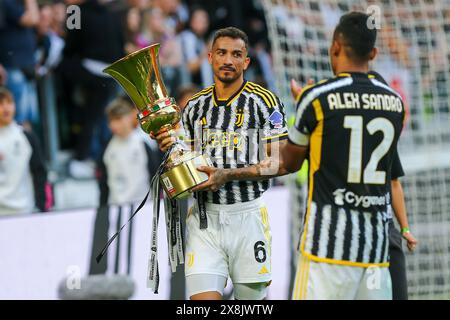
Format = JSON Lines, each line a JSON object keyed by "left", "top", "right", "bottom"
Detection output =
{"left": 0, "top": 0, "right": 273, "bottom": 185}
{"left": 1, "top": 0, "right": 449, "bottom": 213}
{"left": 269, "top": 0, "right": 449, "bottom": 140}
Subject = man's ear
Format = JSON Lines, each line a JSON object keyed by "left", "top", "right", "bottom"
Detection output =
{"left": 208, "top": 51, "right": 213, "bottom": 65}
{"left": 331, "top": 40, "right": 341, "bottom": 57}
{"left": 243, "top": 56, "right": 251, "bottom": 71}
{"left": 368, "top": 47, "right": 378, "bottom": 61}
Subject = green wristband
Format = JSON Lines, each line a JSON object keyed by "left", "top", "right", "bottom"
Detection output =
{"left": 401, "top": 227, "right": 410, "bottom": 234}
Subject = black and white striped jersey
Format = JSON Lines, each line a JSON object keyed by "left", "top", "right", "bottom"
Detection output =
{"left": 181, "top": 80, "right": 288, "bottom": 205}
{"left": 289, "top": 72, "right": 405, "bottom": 266}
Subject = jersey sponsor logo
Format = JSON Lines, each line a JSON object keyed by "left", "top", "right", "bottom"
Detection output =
{"left": 268, "top": 110, "right": 283, "bottom": 128}
{"left": 202, "top": 128, "right": 245, "bottom": 151}
{"left": 333, "top": 188, "right": 387, "bottom": 208}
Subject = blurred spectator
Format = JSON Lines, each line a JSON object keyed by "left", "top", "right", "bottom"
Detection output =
{"left": 126, "top": 0, "right": 150, "bottom": 11}
{"left": 239, "top": 2, "right": 276, "bottom": 90}
{"left": 319, "top": 2, "right": 342, "bottom": 33}
{"left": 0, "top": 0, "right": 5, "bottom": 26}
{"left": 0, "top": 87, "right": 51, "bottom": 215}
{"left": 141, "top": 7, "right": 188, "bottom": 93}
{"left": 122, "top": 94, "right": 163, "bottom": 158}
{"left": 0, "top": 0, "right": 40, "bottom": 131}
{"left": 178, "top": 7, "right": 214, "bottom": 87}
{"left": 0, "top": 64, "right": 7, "bottom": 86}
{"left": 188, "top": 0, "right": 243, "bottom": 32}
{"left": 97, "top": 97, "right": 159, "bottom": 206}
{"left": 59, "top": 0, "right": 125, "bottom": 178}
{"left": 248, "top": 43, "right": 276, "bottom": 91}
{"left": 176, "top": 84, "right": 200, "bottom": 109}
{"left": 124, "top": 6, "right": 144, "bottom": 54}
{"left": 154, "top": 0, "right": 189, "bottom": 33}
{"left": 35, "top": 4, "right": 65, "bottom": 77}
{"left": 50, "top": 1, "right": 67, "bottom": 38}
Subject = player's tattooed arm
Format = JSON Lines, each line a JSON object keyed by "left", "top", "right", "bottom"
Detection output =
{"left": 190, "top": 166, "right": 229, "bottom": 192}
{"left": 191, "top": 140, "right": 290, "bottom": 192}
{"left": 223, "top": 139, "right": 292, "bottom": 180}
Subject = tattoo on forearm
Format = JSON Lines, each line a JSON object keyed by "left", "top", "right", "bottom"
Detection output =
{"left": 225, "top": 155, "right": 288, "bottom": 182}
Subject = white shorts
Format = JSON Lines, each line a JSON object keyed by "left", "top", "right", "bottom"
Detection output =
{"left": 185, "top": 197, "right": 272, "bottom": 284}
{"left": 292, "top": 254, "right": 392, "bottom": 300}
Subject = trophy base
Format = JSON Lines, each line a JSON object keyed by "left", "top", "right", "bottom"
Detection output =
{"left": 160, "top": 154, "right": 212, "bottom": 200}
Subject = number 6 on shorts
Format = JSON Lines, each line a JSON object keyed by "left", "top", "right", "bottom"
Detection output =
{"left": 254, "top": 241, "right": 267, "bottom": 263}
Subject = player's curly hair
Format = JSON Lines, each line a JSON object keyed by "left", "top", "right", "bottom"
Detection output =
{"left": 212, "top": 27, "right": 249, "bottom": 52}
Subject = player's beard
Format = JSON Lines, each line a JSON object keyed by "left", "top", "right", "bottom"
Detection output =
{"left": 216, "top": 67, "right": 242, "bottom": 84}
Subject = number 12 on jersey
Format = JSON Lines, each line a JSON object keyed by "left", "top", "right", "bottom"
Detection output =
{"left": 344, "top": 116, "right": 395, "bottom": 185}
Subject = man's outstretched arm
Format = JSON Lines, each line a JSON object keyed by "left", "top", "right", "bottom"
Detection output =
{"left": 391, "top": 178, "right": 418, "bottom": 252}
{"left": 191, "top": 139, "right": 291, "bottom": 192}
{"left": 281, "top": 141, "right": 308, "bottom": 173}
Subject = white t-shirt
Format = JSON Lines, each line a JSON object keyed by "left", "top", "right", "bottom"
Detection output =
{"left": 102, "top": 131, "right": 151, "bottom": 205}
{"left": 0, "top": 122, "right": 34, "bottom": 215}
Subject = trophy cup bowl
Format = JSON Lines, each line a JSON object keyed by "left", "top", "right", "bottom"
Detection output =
{"left": 103, "top": 44, "right": 211, "bottom": 199}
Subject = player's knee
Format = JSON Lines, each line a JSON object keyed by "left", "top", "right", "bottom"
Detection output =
{"left": 233, "top": 282, "right": 268, "bottom": 300}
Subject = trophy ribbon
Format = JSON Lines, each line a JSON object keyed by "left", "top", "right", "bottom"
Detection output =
{"left": 195, "top": 192, "right": 208, "bottom": 229}
{"left": 97, "top": 44, "right": 212, "bottom": 294}
{"left": 147, "top": 144, "right": 185, "bottom": 293}
{"left": 147, "top": 169, "right": 161, "bottom": 292}
{"left": 95, "top": 191, "right": 150, "bottom": 264}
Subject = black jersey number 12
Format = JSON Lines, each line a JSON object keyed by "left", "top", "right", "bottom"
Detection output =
{"left": 344, "top": 116, "right": 395, "bottom": 185}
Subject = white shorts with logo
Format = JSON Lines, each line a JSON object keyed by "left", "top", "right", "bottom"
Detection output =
{"left": 292, "top": 254, "right": 392, "bottom": 300}
{"left": 185, "top": 197, "right": 272, "bottom": 284}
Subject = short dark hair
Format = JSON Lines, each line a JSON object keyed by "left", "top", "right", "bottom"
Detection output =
{"left": 333, "top": 12, "right": 377, "bottom": 62}
{"left": 212, "top": 27, "right": 249, "bottom": 52}
{"left": 0, "top": 87, "right": 14, "bottom": 104}
{"left": 106, "top": 96, "right": 134, "bottom": 120}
